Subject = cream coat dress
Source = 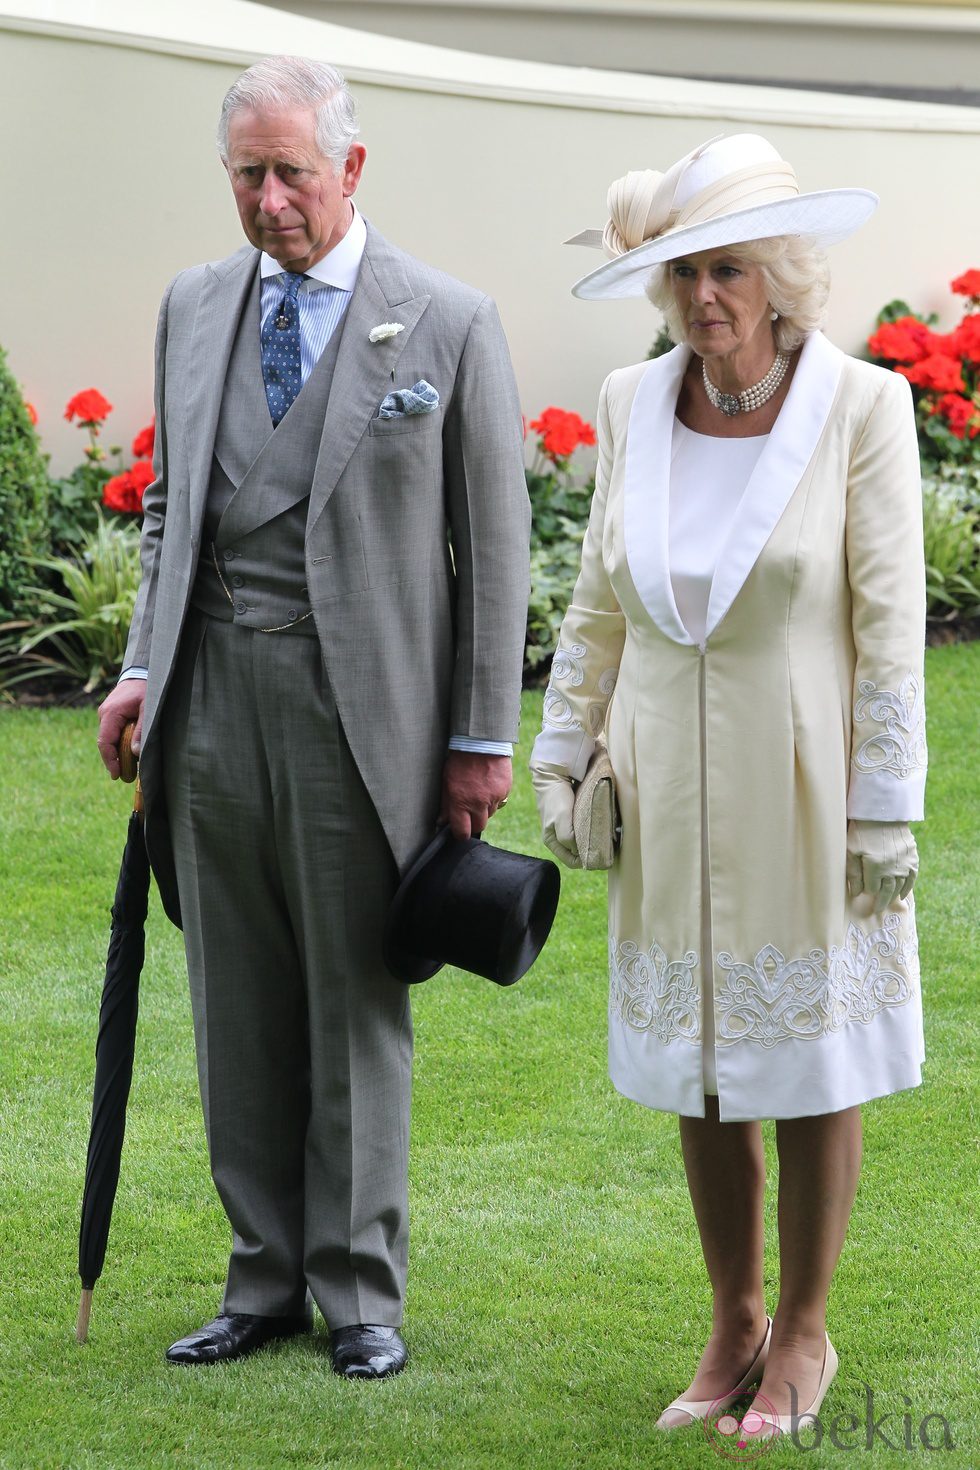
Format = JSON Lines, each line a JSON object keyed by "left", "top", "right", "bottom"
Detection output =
{"left": 532, "top": 333, "right": 927, "bottom": 1120}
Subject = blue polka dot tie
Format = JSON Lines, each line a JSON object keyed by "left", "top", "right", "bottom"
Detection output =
{"left": 261, "top": 272, "right": 306, "bottom": 426}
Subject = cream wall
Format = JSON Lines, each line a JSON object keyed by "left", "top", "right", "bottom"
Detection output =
{"left": 2, "top": 0, "right": 979, "bottom": 472}
{"left": 266, "top": 0, "right": 980, "bottom": 91}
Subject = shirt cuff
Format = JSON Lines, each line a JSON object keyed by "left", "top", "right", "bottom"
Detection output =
{"left": 119, "top": 667, "right": 148, "bottom": 682}
{"left": 448, "top": 737, "right": 513, "bottom": 757}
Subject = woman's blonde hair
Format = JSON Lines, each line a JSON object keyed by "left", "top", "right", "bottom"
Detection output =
{"left": 645, "top": 236, "right": 830, "bottom": 352}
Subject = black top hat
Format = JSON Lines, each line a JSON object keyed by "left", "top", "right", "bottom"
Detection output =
{"left": 383, "top": 827, "right": 561, "bottom": 986}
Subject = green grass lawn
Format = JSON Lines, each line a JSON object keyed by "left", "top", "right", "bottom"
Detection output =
{"left": 1, "top": 646, "right": 977, "bottom": 1469}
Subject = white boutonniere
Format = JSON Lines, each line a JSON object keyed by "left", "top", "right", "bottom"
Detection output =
{"left": 368, "top": 322, "right": 405, "bottom": 344}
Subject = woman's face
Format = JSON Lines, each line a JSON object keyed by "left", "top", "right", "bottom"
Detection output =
{"left": 668, "top": 248, "right": 773, "bottom": 361}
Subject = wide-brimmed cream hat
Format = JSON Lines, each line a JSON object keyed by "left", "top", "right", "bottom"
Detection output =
{"left": 568, "top": 133, "right": 877, "bottom": 300}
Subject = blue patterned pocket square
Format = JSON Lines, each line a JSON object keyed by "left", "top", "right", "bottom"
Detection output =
{"left": 378, "top": 380, "right": 440, "bottom": 419}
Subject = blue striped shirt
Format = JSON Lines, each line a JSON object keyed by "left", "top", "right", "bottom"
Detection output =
{"left": 258, "top": 274, "right": 351, "bottom": 382}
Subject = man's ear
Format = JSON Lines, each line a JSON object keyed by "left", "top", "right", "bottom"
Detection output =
{"left": 342, "top": 144, "right": 368, "bottom": 198}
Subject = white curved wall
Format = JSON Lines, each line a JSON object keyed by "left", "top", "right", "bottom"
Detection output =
{"left": 2, "top": 0, "right": 979, "bottom": 470}
{"left": 266, "top": 0, "right": 980, "bottom": 92}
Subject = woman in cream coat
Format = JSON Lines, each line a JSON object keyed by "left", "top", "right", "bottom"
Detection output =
{"left": 531, "top": 135, "right": 926, "bottom": 1441}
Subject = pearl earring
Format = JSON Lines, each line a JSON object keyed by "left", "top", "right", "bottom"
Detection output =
{"left": 770, "top": 311, "right": 779, "bottom": 321}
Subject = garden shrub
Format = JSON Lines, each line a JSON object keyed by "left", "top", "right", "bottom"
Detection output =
{"left": 921, "top": 463, "right": 980, "bottom": 623}
{"left": 0, "top": 344, "right": 50, "bottom": 619}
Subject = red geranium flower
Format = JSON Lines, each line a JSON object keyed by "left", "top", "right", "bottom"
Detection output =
{"left": 128, "top": 460, "right": 155, "bottom": 496}
{"left": 867, "top": 316, "right": 938, "bottom": 365}
{"left": 950, "top": 269, "right": 980, "bottom": 298}
{"left": 896, "top": 354, "right": 965, "bottom": 393}
{"left": 25, "top": 401, "right": 37, "bottom": 426}
{"left": 529, "top": 406, "right": 597, "bottom": 461}
{"left": 933, "top": 393, "right": 980, "bottom": 439}
{"left": 132, "top": 419, "right": 155, "bottom": 459}
{"left": 947, "top": 314, "right": 980, "bottom": 364}
{"left": 65, "top": 388, "right": 113, "bottom": 427}
{"left": 103, "top": 472, "right": 140, "bottom": 514}
{"left": 103, "top": 460, "right": 153, "bottom": 514}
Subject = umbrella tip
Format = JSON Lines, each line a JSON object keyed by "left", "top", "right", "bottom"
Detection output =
{"left": 76, "top": 1287, "right": 93, "bottom": 1343}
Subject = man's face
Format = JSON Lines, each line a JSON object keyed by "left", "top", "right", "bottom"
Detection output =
{"left": 224, "top": 106, "right": 366, "bottom": 272}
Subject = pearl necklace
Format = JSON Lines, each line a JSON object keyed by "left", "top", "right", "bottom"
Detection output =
{"left": 702, "top": 351, "right": 790, "bottom": 417}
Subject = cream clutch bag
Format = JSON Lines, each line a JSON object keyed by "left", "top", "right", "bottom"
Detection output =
{"left": 572, "top": 739, "right": 620, "bottom": 871}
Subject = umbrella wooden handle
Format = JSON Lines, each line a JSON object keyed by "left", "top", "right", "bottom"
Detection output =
{"left": 118, "top": 723, "right": 143, "bottom": 815}
{"left": 119, "top": 724, "right": 138, "bottom": 784}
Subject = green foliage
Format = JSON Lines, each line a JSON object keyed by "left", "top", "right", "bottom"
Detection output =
{"left": 2, "top": 512, "right": 141, "bottom": 694}
{"left": 876, "top": 297, "right": 939, "bottom": 328}
{"left": 921, "top": 463, "right": 980, "bottom": 622}
{"left": 48, "top": 461, "right": 112, "bottom": 554}
{"left": 0, "top": 344, "right": 50, "bottom": 619}
{"left": 918, "top": 401, "right": 978, "bottom": 470}
{"left": 648, "top": 326, "right": 676, "bottom": 359}
{"left": 527, "top": 536, "right": 585, "bottom": 672}
{"left": 526, "top": 456, "right": 595, "bottom": 676}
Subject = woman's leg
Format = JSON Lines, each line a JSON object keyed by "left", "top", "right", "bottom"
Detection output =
{"left": 660, "top": 1097, "right": 769, "bottom": 1420}
{"left": 749, "top": 1105, "right": 862, "bottom": 1419}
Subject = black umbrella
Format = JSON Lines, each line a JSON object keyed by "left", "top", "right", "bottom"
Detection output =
{"left": 76, "top": 726, "right": 149, "bottom": 1343}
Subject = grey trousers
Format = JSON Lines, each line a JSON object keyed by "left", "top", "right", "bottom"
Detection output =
{"left": 162, "top": 611, "right": 412, "bottom": 1327}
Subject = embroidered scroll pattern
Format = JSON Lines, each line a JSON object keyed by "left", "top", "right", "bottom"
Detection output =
{"left": 542, "top": 641, "right": 586, "bottom": 732}
{"left": 852, "top": 673, "right": 926, "bottom": 781}
{"left": 609, "top": 937, "right": 700, "bottom": 1043}
{"left": 543, "top": 641, "right": 619, "bottom": 736}
{"left": 714, "top": 912, "right": 919, "bottom": 1049}
{"left": 589, "top": 667, "right": 619, "bottom": 734}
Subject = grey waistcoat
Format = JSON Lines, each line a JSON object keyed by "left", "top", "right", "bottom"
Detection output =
{"left": 192, "top": 270, "right": 345, "bottom": 635}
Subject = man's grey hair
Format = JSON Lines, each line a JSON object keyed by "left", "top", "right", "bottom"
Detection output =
{"left": 217, "top": 55, "right": 359, "bottom": 170}
{"left": 646, "top": 235, "right": 831, "bottom": 353}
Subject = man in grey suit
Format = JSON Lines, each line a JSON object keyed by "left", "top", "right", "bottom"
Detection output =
{"left": 96, "top": 55, "right": 530, "bottom": 1378}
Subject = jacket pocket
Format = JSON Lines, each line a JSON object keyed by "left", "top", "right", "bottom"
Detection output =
{"left": 367, "top": 406, "right": 443, "bottom": 438}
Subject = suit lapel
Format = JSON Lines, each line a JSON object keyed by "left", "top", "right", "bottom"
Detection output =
{"left": 704, "top": 331, "right": 844, "bottom": 637}
{"left": 184, "top": 247, "right": 258, "bottom": 539}
{"left": 307, "top": 226, "right": 431, "bottom": 532}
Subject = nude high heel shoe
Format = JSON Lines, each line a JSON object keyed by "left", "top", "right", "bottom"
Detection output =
{"left": 741, "top": 1333, "right": 839, "bottom": 1441}
{"left": 655, "top": 1318, "right": 772, "bottom": 1430}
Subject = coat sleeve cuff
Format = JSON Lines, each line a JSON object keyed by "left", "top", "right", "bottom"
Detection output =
{"left": 529, "top": 727, "right": 594, "bottom": 782}
{"left": 847, "top": 768, "right": 925, "bottom": 822}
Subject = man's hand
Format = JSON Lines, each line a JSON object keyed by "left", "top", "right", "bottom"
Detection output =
{"left": 97, "top": 679, "right": 147, "bottom": 779}
{"left": 439, "top": 752, "right": 512, "bottom": 840}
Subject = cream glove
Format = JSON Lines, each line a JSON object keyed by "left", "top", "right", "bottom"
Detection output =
{"left": 530, "top": 762, "right": 581, "bottom": 869}
{"left": 846, "top": 820, "right": 918, "bottom": 913}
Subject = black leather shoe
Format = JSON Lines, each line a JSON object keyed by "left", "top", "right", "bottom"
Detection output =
{"left": 166, "top": 1312, "right": 311, "bottom": 1365}
{"left": 330, "top": 1324, "right": 407, "bottom": 1379}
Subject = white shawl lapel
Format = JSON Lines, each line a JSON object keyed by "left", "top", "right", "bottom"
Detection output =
{"left": 705, "top": 330, "right": 843, "bottom": 637}
{"left": 623, "top": 331, "right": 844, "bottom": 645}
{"left": 624, "top": 344, "right": 694, "bottom": 645}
